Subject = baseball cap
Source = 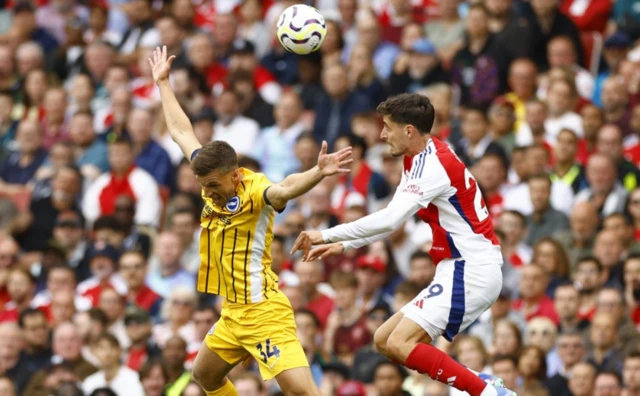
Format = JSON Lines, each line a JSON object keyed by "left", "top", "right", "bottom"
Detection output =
{"left": 410, "top": 38, "right": 437, "bottom": 56}
{"left": 604, "top": 32, "right": 632, "bottom": 49}
{"left": 356, "top": 255, "right": 386, "bottom": 273}
{"left": 124, "top": 305, "right": 150, "bottom": 325}
{"left": 230, "top": 39, "right": 255, "bottom": 56}
{"left": 337, "top": 381, "right": 366, "bottom": 396}
{"left": 88, "top": 243, "right": 120, "bottom": 263}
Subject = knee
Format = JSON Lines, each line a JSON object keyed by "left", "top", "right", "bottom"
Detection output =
{"left": 192, "top": 361, "right": 225, "bottom": 391}
{"left": 384, "top": 332, "right": 412, "bottom": 362}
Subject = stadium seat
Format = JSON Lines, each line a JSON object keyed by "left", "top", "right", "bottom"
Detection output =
{"left": 581, "top": 31, "right": 604, "bottom": 76}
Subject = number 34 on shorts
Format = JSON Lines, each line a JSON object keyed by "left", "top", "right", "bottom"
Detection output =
{"left": 256, "top": 339, "right": 281, "bottom": 365}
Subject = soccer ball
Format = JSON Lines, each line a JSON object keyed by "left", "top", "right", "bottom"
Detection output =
{"left": 276, "top": 4, "right": 327, "bottom": 55}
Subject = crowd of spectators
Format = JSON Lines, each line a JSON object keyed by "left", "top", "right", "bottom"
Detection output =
{"left": 1, "top": 0, "right": 640, "bottom": 395}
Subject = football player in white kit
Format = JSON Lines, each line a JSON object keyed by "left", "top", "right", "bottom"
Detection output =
{"left": 291, "top": 94, "right": 516, "bottom": 396}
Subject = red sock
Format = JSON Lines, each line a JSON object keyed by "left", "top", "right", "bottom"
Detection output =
{"left": 404, "top": 344, "right": 487, "bottom": 396}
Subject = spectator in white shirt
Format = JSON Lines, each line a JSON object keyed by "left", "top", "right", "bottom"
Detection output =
{"left": 82, "top": 333, "right": 145, "bottom": 396}
{"left": 82, "top": 137, "right": 161, "bottom": 228}
{"left": 212, "top": 90, "right": 259, "bottom": 156}
{"left": 546, "top": 36, "right": 594, "bottom": 100}
{"left": 544, "top": 77, "right": 584, "bottom": 145}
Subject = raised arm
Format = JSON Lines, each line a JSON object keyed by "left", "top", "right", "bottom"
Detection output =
{"left": 265, "top": 141, "right": 352, "bottom": 211}
{"left": 148, "top": 46, "right": 201, "bottom": 160}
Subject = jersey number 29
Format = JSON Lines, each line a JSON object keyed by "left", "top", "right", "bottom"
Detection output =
{"left": 464, "top": 169, "right": 489, "bottom": 222}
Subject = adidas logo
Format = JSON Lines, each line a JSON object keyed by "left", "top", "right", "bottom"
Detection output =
{"left": 447, "top": 376, "right": 457, "bottom": 386}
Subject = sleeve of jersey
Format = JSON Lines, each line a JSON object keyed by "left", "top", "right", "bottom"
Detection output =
{"left": 253, "top": 173, "right": 286, "bottom": 213}
{"left": 321, "top": 160, "right": 449, "bottom": 243}
{"left": 341, "top": 231, "right": 393, "bottom": 252}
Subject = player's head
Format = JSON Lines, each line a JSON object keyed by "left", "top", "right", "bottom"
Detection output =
{"left": 376, "top": 93, "right": 435, "bottom": 157}
{"left": 191, "top": 141, "right": 241, "bottom": 207}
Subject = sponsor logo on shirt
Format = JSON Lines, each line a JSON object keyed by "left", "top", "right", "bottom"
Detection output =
{"left": 402, "top": 184, "right": 424, "bottom": 196}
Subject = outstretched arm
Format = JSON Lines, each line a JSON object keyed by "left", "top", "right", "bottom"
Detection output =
{"left": 149, "top": 46, "right": 201, "bottom": 160}
{"left": 291, "top": 195, "right": 420, "bottom": 260}
{"left": 266, "top": 141, "right": 352, "bottom": 211}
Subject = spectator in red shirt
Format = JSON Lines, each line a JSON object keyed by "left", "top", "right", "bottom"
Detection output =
{"left": 497, "top": 210, "right": 532, "bottom": 269}
{"left": 123, "top": 305, "right": 161, "bottom": 372}
{"left": 355, "top": 254, "right": 392, "bottom": 313}
{"left": 573, "top": 256, "right": 604, "bottom": 321}
{"left": 0, "top": 237, "right": 19, "bottom": 309}
{"left": 0, "top": 267, "right": 36, "bottom": 322}
{"left": 560, "top": 0, "right": 612, "bottom": 34}
{"left": 624, "top": 254, "right": 640, "bottom": 327}
{"left": 295, "top": 258, "right": 334, "bottom": 330}
{"left": 228, "top": 39, "right": 281, "bottom": 106}
{"left": 325, "top": 271, "right": 371, "bottom": 367}
{"left": 475, "top": 153, "right": 508, "bottom": 222}
{"left": 77, "top": 243, "right": 126, "bottom": 306}
{"left": 119, "top": 250, "right": 162, "bottom": 319}
{"left": 513, "top": 263, "right": 559, "bottom": 324}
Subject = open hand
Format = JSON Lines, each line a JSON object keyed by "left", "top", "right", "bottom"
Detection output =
{"left": 306, "top": 243, "right": 345, "bottom": 261}
{"left": 148, "top": 46, "right": 175, "bottom": 84}
{"left": 290, "top": 230, "right": 323, "bottom": 261}
{"left": 317, "top": 140, "right": 352, "bottom": 177}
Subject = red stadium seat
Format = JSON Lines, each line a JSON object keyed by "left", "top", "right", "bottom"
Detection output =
{"left": 581, "top": 31, "right": 603, "bottom": 76}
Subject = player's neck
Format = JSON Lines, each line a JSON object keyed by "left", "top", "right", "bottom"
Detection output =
{"left": 406, "top": 135, "right": 430, "bottom": 157}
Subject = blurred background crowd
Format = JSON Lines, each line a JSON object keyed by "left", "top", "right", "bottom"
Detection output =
{"left": 1, "top": 0, "right": 640, "bottom": 395}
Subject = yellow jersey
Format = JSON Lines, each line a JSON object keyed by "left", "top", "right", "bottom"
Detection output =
{"left": 197, "top": 168, "right": 280, "bottom": 304}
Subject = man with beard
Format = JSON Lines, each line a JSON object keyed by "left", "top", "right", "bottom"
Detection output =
{"left": 574, "top": 257, "right": 605, "bottom": 321}
{"left": 123, "top": 306, "right": 160, "bottom": 372}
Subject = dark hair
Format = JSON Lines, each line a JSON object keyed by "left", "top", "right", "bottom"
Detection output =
{"left": 89, "top": 388, "right": 118, "bottom": 396}
{"left": 18, "top": 307, "right": 46, "bottom": 328}
{"left": 338, "top": 133, "right": 367, "bottom": 155}
{"left": 330, "top": 270, "right": 358, "bottom": 289}
{"left": 95, "top": 332, "right": 121, "bottom": 348}
{"left": 0, "top": 90, "right": 14, "bottom": 101}
{"left": 190, "top": 141, "right": 238, "bottom": 176}
{"left": 195, "top": 302, "right": 220, "bottom": 318}
{"left": 93, "top": 215, "right": 127, "bottom": 233}
{"left": 373, "top": 361, "right": 409, "bottom": 380}
{"left": 492, "top": 354, "right": 518, "bottom": 367}
{"left": 87, "top": 308, "right": 109, "bottom": 327}
{"left": 228, "top": 69, "right": 255, "bottom": 89}
{"left": 238, "top": 155, "right": 261, "bottom": 172}
{"left": 501, "top": 210, "right": 527, "bottom": 228}
{"left": 468, "top": 1, "right": 490, "bottom": 15}
{"left": 533, "top": 237, "right": 570, "bottom": 278}
{"left": 295, "top": 308, "right": 321, "bottom": 328}
{"left": 626, "top": 349, "right": 640, "bottom": 361}
{"left": 528, "top": 172, "right": 552, "bottom": 188}
{"left": 376, "top": 93, "right": 435, "bottom": 135}
{"left": 52, "top": 382, "right": 83, "bottom": 396}
{"left": 576, "top": 256, "right": 603, "bottom": 272}
{"left": 409, "top": 250, "right": 431, "bottom": 262}
{"left": 464, "top": 104, "right": 489, "bottom": 121}
{"left": 394, "top": 281, "right": 421, "bottom": 299}
{"left": 109, "top": 136, "right": 133, "bottom": 148}
{"left": 139, "top": 359, "right": 169, "bottom": 382}
{"left": 48, "top": 265, "right": 76, "bottom": 282}
{"left": 72, "top": 109, "right": 94, "bottom": 120}
{"left": 295, "top": 131, "right": 317, "bottom": 144}
{"left": 519, "top": 345, "right": 547, "bottom": 381}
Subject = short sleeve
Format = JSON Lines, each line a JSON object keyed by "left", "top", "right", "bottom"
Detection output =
{"left": 248, "top": 172, "right": 283, "bottom": 213}
{"left": 396, "top": 156, "right": 450, "bottom": 207}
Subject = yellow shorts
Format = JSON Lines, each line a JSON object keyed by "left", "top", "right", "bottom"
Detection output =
{"left": 204, "top": 290, "right": 309, "bottom": 380}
